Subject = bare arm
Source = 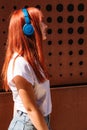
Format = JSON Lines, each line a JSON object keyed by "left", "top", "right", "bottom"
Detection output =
{"left": 13, "top": 76, "right": 48, "bottom": 130}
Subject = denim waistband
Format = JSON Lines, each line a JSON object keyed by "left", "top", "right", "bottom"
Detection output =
{"left": 17, "top": 110, "right": 51, "bottom": 130}
{"left": 17, "top": 110, "right": 49, "bottom": 121}
{"left": 17, "top": 110, "right": 27, "bottom": 116}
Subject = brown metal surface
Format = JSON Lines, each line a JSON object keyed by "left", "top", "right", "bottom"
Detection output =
{"left": 51, "top": 86, "right": 87, "bottom": 130}
{"left": 0, "top": 0, "right": 87, "bottom": 87}
{"left": 0, "top": 92, "right": 13, "bottom": 130}
{"left": 1, "top": 87, "right": 87, "bottom": 130}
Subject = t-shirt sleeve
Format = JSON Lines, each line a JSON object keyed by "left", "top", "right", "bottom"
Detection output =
{"left": 13, "top": 57, "right": 34, "bottom": 85}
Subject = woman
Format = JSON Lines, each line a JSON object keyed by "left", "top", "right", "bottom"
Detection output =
{"left": 1, "top": 7, "right": 52, "bottom": 130}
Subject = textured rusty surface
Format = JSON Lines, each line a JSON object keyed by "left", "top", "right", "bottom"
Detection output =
{"left": 1, "top": 87, "right": 87, "bottom": 130}
{"left": 0, "top": 92, "right": 13, "bottom": 130}
{"left": 0, "top": 0, "right": 87, "bottom": 88}
{"left": 50, "top": 86, "right": 87, "bottom": 130}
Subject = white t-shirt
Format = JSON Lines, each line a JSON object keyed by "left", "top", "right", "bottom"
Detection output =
{"left": 7, "top": 52, "right": 52, "bottom": 116}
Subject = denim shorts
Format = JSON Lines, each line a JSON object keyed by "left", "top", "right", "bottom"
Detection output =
{"left": 8, "top": 110, "right": 51, "bottom": 130}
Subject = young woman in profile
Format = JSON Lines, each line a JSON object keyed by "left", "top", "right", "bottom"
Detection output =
{"left": 1, "top": 7, "right": 52, "bottom": 130}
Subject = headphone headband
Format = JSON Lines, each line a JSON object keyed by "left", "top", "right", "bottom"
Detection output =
{"left": 22, "top": 8, "right": 30, "bottom": 24}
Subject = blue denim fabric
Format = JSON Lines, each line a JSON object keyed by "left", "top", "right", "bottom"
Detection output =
{"left": 8, "top": 111, "right": 51, "bottom": 130}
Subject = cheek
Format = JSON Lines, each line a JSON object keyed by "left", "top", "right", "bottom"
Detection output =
{"left": 41, "top": 25, "right": 46, "bottom": 33}
{"left": 40, "top": 22, "right": 46, "bottom": 32}
{"left": 39, "top": 23, "right": 47, "bottom": 40}
{"left": 42, "top": 29, "right": 47, "bottom": 40}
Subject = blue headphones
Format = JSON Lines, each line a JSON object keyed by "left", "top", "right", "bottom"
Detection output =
{"left": 22, "top": 8, "right": 34, "bottom": 36}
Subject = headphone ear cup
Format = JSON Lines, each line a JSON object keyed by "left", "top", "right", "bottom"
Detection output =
{"left": 23, "top": 23, "right": 34, "bottom": 36}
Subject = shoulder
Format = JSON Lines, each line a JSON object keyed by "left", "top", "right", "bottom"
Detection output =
{"left": 8, "top": 53, "right": 35, "bottom": 85}
{"left": 12, "top": 53, "right": 31, "bottom": 71}
{"left": 15, "top": 55, "right": 28, "bottom": 66}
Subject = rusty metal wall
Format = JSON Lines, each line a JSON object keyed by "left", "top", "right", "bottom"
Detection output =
{"left": 0, "top": 0, "right": 87, "bottom": 88}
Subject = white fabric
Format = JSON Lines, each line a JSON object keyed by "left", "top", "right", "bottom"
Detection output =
{"left": 7, "top": 52, "right": 52, "bottom": 116}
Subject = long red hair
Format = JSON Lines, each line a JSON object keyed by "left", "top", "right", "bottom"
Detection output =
{"left": 1, "top": 7, "right": 49, "bottom": 91}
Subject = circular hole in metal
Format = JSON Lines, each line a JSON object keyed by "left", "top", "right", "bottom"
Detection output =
{"left": 1, "top": 6, "right": 5, "bottom": 9}
{"left": 4, "top": 42, "right": 6, "bottom": 46}
{"left": 46, "top": 4, "right": 52, "bottom": 11}
{"left": 2, "top": 18, "right": 5, "bottom": 22}
{"left": 67, "top": 16, "right": 74, "bottom": 23}
{"left": 78, "top": 15, "right": 84, "bottom": 23}
{"left": 57, "top": 16, "right": 63, "bottom": 23}
{"left": 58, "top": 28, "right": 63, "bottom": 34}
{"left": 49, "top": 64, "right": 52, "bottom": 67}
{"left": 70, "top": 73, "right": 73, "bottom": 76}
{"left": 67, "top": 4, "right": 74, "bottom": 12}
{"left": 35, "top": 5, "right": 41, "bottom": 9}
{"left": 68, "top": 39, "right": 73, "bottom": 45}
{"left": 79, "top": 61, "right": 83, "bottom": 65}
{"left": 79, "top": 72, "right": 83, "bottom": 76}
{"left": 78, "top": 38, "right": 84, "bottom": 45}
{"left": 47, "top": 17, "right": 52, "bottom": 23}
{"left": 59, "top": 63, "right": 62, "bottom": 66}
{"left": 48, "top": 40, "right": 52, "bottom": 45}
{"left": 13, "top": 6, "right": 17, "bottom": 10}
{"left": 78, "top": 3, "right": 84, "bottom": 11}
{"left": 69, "top": 50, "right": 73, "bottom": 55}
{"left": 79, "top": 49, "right": 84, "bottom": 55}
{"left": 56, "top": 4, "right": 63, "bottom": 12}
{"left": 69, "top": 62, "right": 73, "bottom": 66}
{"left": 59, "top": 74, "right": 63, "bottom": 77}
{"left": 48, "top": 52, "right": 52, "bottom": 56}
{"left": 58, "top": 40, "right": 63, "bottom": 45}
{"left": 68, "top": 27, "right": 74, "bottom": 34}
{"left": 3, "top": 31, "right": 6, "bottom": 34}
{"left": 77, "top": 26, "right": 84, "bottom": 34}
{"left": 47, "top": 28, "right": 52, "bottom": 34}
{"left": 59, "top": 51, "right": 62, "bottom": 55}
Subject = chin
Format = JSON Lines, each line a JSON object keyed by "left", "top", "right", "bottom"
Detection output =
{"left": 43, "top": 36, "right": 47, "bottom": 40}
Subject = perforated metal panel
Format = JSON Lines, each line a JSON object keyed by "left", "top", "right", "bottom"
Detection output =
{"left": 0, "top": 0, "right": 87, "bottom": 88}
